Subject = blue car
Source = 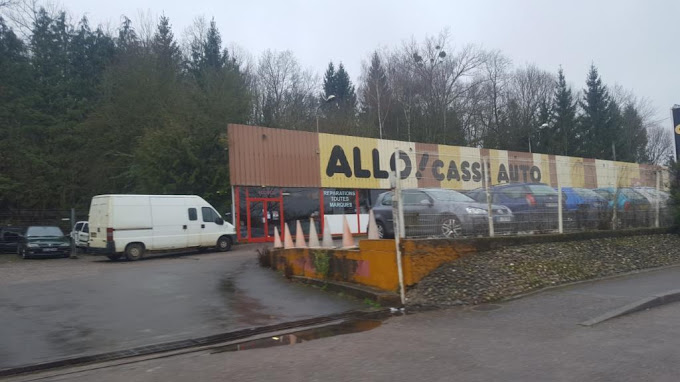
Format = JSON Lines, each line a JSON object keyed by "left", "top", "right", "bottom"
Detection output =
{"left": 467, "top": 183, "right": 559, "bottom": 232}
{"left": 560, "top": 187, "right": 609, "bottom": 229}
{"left": 593, "top": 187, "right": 651, "bottom": 228}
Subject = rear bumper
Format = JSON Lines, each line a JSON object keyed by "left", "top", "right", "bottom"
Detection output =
{"left": 88, "top": 241, "right": 116, "bottom": 255}
{"left": 26, "top": 248, "right": 70, "bottom": 256}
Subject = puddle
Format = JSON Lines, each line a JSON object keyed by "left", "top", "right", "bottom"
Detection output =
{"left": 211, "top": 319, "right": 382, "bottom": 353}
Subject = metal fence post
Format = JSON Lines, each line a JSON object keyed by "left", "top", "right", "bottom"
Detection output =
{"left": 557, "top": 181, "right": 563, "bottom": 234}
{"left": 391, "top": 151, "right": 405, "bottom": 306}
{"left": 483, "top": 158, "right": 494, "bottom": 237}
{"left": 655, "top": 170, "right": 660, "bottom": 228}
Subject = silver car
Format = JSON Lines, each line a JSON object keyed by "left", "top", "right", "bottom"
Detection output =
{"left": 371, "top": 188, "right": 514, "bottom": 238}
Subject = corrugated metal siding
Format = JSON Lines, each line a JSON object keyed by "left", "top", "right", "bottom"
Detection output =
{"left": 228, "top": 124, "right": 321, "bottom": 187}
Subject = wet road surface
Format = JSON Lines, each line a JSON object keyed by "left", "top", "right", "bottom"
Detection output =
{"left": 0, "top": 245, "right": 362, "bottom": 369}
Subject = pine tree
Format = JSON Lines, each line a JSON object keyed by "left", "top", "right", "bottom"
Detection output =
{"left": 152, "top": 15, "right": 181, "bottom": 69}
{"left": 619, "top": 104, "right": 649, "bottom": 162}
{"left": 322, "top": 62, "right": 336, "bottom": 98}
{"left": 549, "top": 67, "right": 578, "bottom": 155}
{"left": 578, "top": 65, "right": 615, "bottom": 159}
{"left": 361, "top": 51, "right": 392, "bottom": 138}
{"left": 322, "top": 61, "right": 357, "bottom": 134}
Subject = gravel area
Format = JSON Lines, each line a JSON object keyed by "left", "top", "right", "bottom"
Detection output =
{"left": 407, "top": 233, "right": 680, "bottom": 307}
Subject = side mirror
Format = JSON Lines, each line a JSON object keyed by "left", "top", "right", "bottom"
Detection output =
{"left": 420, "top": 199, "right": 433, "bottom": 207}
{"left": 215, "top": 217, "right": 224, "bottom": 225}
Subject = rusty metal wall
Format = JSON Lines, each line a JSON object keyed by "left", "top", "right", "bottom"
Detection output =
{"left": 228, "top": 124, "right": 321, "bottom": 187}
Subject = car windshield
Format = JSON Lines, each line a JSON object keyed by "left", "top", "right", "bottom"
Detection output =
{"left": 526, "top": 185, "right": 558, "bottom": 196}
{"left": 26, "top": 226, "right": 64, "bottom": 237}
{"left": 426, "top": 189, "right": 475, "bottom": 203}
{"left": 621, "top": 189, "right": 646, "bottom": 200}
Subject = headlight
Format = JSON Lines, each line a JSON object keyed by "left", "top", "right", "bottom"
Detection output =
{"left": 28, "top": 243, "right": 39, "bottom": 248}
{"left": 465, "top": 207, "right": 487, "bottom": 215}
{"left": 60, "top": 243, "right": 70, "bottom": 247}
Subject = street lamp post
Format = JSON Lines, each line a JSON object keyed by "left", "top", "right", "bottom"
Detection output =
{"left": 316, "top": 95, "right": 336, "bottom": 133}
{"left": 529, "top": 123, "right": 549, "bottom": 153}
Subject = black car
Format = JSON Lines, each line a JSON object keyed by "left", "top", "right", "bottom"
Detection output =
{"left": 0, "top": 227, "right": 23, "bottom": 253}
{"left": 17, "top": 226, "right": 71, "bottom": 259}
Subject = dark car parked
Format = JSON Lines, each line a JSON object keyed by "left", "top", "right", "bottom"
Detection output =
{"left": 593, "top": 187, "right": 651, "bottom": 228}
{"left": 467, "top": 183, "right": 560, "bottom": 232}
{"left": 17, "top": 226, "right": 71, "bottom": 259}
{"left": 0, "top": 227, "right": 24, "bottom": 253}
{"left": 561, "top": 187, "right": 609, "bottom": 229}
{"left": 371, "top": 188, "right": 514, "bottom": 239}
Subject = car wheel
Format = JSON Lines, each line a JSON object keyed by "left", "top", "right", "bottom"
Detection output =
{"left": 18, "top": 246, "right": 29, "bottom": 259}
{"left": 125, "top": 243, "right": 144, "bottom": 261}
{"left": 217, "top": 236, "right": 232, "bottom": 252}
{"left": 107, "top": 254, "right": 122, "bottom": 261}
{"left": 440, "top": 216, "right": 463, "bottom": 238}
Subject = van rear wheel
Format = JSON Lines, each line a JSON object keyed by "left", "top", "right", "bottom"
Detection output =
{"left": 125, "top": 243, "right": 144, "bottom": 261}
{"left": 217, "top": 236, "right": 232, "bottom": 252}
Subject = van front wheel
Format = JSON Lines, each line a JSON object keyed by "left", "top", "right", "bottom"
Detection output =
{"left": 125, "top": 243, "right": 144, "bottom": 261}
{"left": 217, "top": 236, "right": 232, "bottom": 252}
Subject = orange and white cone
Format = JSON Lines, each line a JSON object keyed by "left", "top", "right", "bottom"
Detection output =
{"left": 283, "top": 223, "right": 294, "bottom": 249}
{"left": 367, "top": 210, "right": 380, "bottom": 240}
{"left": 273, "top": 226, "right": 283, "bottom": 248}
{"left": 322, "top": 216, "right": 334, "bottom": 248}
{"left": 308, "top": 218, "right": 321, "bottom": 248}
{"left": 342, "top": 215, "right": 356, "bottom": 248}
{"left": 295, "top": 220, "right": 307, "bottom": 248}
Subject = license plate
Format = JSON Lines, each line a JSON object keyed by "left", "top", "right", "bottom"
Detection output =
{"left": 497, "top": 216, "right": 511, "bottom": 222}
{"left": 545, "top": 203, "right": 558, "bottom": 207}
{"left": 43, "top": 248, "right": 57, "bottom": 252}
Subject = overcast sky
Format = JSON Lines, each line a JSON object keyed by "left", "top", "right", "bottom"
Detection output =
{"left": 61, "top": 0, "right": 677, "bottom": 124}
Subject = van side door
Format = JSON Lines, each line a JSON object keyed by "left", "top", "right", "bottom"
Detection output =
{"left": 200, "top": 206, "right": 223, "bottom": 246}
{"left": 185, "top": 207, "right": 201, "bottom": 248}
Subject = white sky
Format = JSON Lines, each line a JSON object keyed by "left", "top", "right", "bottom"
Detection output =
{"left": 60, "top": 0, "right": 678, "bottom": 124}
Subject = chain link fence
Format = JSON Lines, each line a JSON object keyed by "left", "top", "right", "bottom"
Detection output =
{"left": 373, "top": 150, "right": 670, "bottom": 240}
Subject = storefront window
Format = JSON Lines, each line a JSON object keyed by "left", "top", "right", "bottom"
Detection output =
{"left": 323, "top": 189, "right": 357, "bottom": 215}
{"left": 283, "top": 188, "right": 320, "bottom": 235}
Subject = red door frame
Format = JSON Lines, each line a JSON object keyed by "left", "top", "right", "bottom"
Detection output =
{"left": 244, "top": 189, "right": 283, "bottom": 243}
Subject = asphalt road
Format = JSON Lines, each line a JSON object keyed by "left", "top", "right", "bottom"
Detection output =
{"left": 11, "top": 265, "right": 680, "bottom": 382}
{"left": 0, "top": 245, "right": 362, "bottom": 369}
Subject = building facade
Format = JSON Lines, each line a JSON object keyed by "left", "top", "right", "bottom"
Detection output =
{"left": 228, "top": 124, "right": 664, "bottom": 243}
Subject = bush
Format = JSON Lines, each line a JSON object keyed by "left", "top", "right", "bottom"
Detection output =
{"left": 256, "top": 248, "right": 271, "bottom": 268}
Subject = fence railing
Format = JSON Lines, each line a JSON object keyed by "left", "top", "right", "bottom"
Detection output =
{"left": 386, "top": 151, "right": 670, "bottom": 240}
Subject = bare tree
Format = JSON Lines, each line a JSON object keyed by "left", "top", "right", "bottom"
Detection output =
{"left": 359, "top": 49, "right": 393, "bottom": 139}
{"left": 1, "top": 0, "right": 61, "bottom": 38}
{"left": 253, "top": 50, "right": 319, "bottom": 130}
{"left": 646, "top": 125, "right": 673, "bottom": 164}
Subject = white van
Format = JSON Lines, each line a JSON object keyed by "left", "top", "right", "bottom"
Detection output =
{"left": 88, "top": 195, "right": 236, "bottom": 261}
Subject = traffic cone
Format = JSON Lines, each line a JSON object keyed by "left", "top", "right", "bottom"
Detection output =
{"left": 273, "top": 226, "right": 283, "bottom": 248}
{"left": 308, "top": 218, "right": 321, "bottom": 248}
{"left": 322, "top": 216, "right": 334, "bottom": 248}
{"left": 283, "top": 223, "right": 294, "bottom": 249}
{"left": 295, "top": 220, "right": 307, "bottom": 248}
{"left": 342, "top": 215, "right": 356, "bottom": 248}
{"left": 367, "top": 210, "right": 380, "bottom": 240}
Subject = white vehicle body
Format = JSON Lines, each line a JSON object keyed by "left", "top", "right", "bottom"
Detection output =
{"left": 88, "top": 195, "right": 236, "bottom": 260}
{"left": 70, "top": 221, "right": 89, "bottom": 248}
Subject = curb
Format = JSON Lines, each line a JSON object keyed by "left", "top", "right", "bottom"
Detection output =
{"left": 291, "top": 276, "right": 402, "bottom": 307}
{"left": 580, "top": 289, "right": 680, "bottom": 326}
{"left": 0, "top": 309, "right": 390, "bottom": 378}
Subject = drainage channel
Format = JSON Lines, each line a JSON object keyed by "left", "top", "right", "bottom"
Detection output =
{"left": 0, "top": 309, "right": 393, "bottom": 378}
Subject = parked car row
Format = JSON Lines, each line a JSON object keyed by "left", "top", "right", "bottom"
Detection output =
{"left": 0, "top": 226, "right": 72, "bottom": 258}
{"left": 370, "top": 184, "right": 671, "bottom": 239}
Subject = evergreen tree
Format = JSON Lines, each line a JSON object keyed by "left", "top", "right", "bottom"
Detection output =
{"left": 322, "top": 61, "right": 357, "bottom": 134}
{"left": 578, "top": 65, "right": 615, "bottom": 159}
{"left": 619, "top": 104, "right": 649, "bottom": 162}
{"left": 360, "top": 52, "right": 392, "bottom": 139}
{"left": 152, "top": 15, "right": 181, "bottom": 69}
{"left": 549, "top": 67, "right": 578, "bottom": 155}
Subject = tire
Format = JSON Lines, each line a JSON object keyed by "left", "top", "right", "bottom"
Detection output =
{"left": 216, "top": 236, "right": 232, "bottom": 252}
{"left": 18, "top": 246, "right": 29, "bottom": 259}
{"left": 440, "top": 215, "right": 463, "bottom": 238}
{"left": 107, "top": 254, "right": 122, "bottom": 261}
{"left": 125, "top": 243, "right": 145, "bottom": 261}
